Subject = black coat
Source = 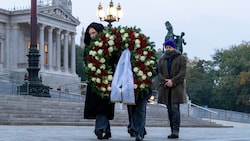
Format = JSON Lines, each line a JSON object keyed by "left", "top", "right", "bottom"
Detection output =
{"left": 84, "top": 86, "right": 115, "bottom": 120}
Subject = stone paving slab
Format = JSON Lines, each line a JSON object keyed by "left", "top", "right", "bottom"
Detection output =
{"left": 0, "top": 120, "right": 249, "bottom": 141}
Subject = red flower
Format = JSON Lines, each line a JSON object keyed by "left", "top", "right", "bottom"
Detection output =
{"left": 146, "top": 51, "right": 153, "bottom": 58}
{"left": 102, "top": 70, "right": 108, "bottom": 75}
{"left": 112, "top": 29, "right": 117, "bottom": 34}
{"left": 137, "top": 49, "right": 143, "bottom": 55}
{"left": 104, "top": 49, "right": 109, "bottom": 55}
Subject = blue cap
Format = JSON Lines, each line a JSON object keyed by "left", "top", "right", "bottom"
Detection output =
{"left": 164, "top": 40, "right": 176, "bottom": 48}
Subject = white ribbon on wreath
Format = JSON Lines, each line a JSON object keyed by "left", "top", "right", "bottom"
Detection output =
{"left": 110, "top": 49, "right": 135, "bottom": 104}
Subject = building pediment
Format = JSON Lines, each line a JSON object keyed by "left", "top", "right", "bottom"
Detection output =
{"left": 38, "top": 5, "right": 80, "bottom": 26}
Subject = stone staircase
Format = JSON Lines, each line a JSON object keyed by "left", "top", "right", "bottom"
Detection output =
{"left": 0, "top": 95, "right": 224, "bottom": 127}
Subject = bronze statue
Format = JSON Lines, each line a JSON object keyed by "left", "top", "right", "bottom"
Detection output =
{"left": 163, "top": 21, "right": 186, "bottom": 53}
{"left": 164, "top": 21, "right": 175, "bottom": 41}
{"left": 174, "top": 32, "right": 186, "bottom": 53}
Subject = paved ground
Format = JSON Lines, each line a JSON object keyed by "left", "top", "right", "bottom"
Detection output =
{"left": 0, "top": 120, "right": 249, "bottom": 141}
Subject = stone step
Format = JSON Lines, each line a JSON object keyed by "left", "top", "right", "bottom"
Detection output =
{"left": 0, "top": 95, "right": 224, "bottom": 127}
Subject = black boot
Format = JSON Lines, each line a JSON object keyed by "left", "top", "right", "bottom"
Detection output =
{"left": 135, "top": 135, "right": 143, "bottom": 141}
{"left": 167, "top": 134, "right": 179, "bottom": 139}
{"left": 94, "top": 130, "right": 103, "bottom": 140}
{"left": 128, "top": 128, "right": 136, "bottom": 137}
{"left": 103, "top": 132, "right": 112, "bottom": 139}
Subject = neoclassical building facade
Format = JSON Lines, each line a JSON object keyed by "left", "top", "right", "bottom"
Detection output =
{"left": 0, "top": 0, "right": 81, "bottom": 94}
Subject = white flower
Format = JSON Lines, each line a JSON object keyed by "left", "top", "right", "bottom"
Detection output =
{"left": 103, "top": 79, "right": 108, "bottom": 84}
{"left": 94, "top": 41, "right": 99, "bottom": 46}
{"left": 105, "top": 33, "right": 110, "bottom": 38}
{"left": 146, "top": 46, "right": 152, "bottom": 50}
{"left": 87, "top": 63, "right": 93, "bottom": 69}
{"left": 142, "top": 75, "right": 147, "bottom": 80}
{"left": 133, "top": 67, "right": 139, "bottom": 73}
{"left": 108, "top": 75, "right": 113, "bottom": 81}
{"left": 135, "top": 44, "right": 140, "bottom": 48}
{"left": 134, "top": 33, "right": 139, "bottom": 38}
{"left": 91, "top": 66, "right": 96, "bottom": 71}
{"left": 107, "top": 86, "right": 111, "bottom": 91}
{"left": 143, "top": 51, "right": 148, "bottom": 55}
{"left": 97, "top": 49, "right": 103, "bottom": 55}
{"left": 91, "top": 77, "right": 96, "bottom": 82}
{"left": 96, "top": 78, "right": 101, "bottom": 83}
{"left": 109, "top": 35, "right": 114, "bottom": 40}
{"left": 95, "top": 56, "right": 99, "bottom": 60}
{"left": 147, "top": 72, "right": 152, "bottom": 77}
{"left": 138, "top": 70, "right": 144, "bottom": 76}
{"left": 108, "top": 40, "right": 114, "bottom": 46}
{"left": 134, "top": 84, "right": 138, "bottom": 89}
{"left": 123, "top": 33, "right": 129, "bottom": 38}
{"left": 135, "top": 39, "right": 140, "bottom": 45}
{"left": 98, "top": 42, "right": 103, "bottom": 47}
{"left": 89, "top": 50, "right": 96, "bottom": 56}
{"left": 145, "top": 61, "right": 150, "bottom": 66}
{"left": 140, "top": 84, "right": 145, "bottom": 89}
{"left": 122, "top": 37, "right": 126, "bottom": 41}
{"left": 125, "top": 43, "right": 129, "bottom": 47}
{"left": 108, "top": 47, "right": 114, "bottom": 52}
{"left": 135, "top": 55, "right": 140, "bottom": 59}
{"left": 100, "top": 64, "right": 106, "bottom": 69}
{"left": 96, "top": 69, "right": 101, "bottom": 74}
{"left": 100, "top": 58, "right": 106, "bottom": 63}
{"left": 150, "top": 60, "right": 155, "bottom": 65}
{"left": 101, "top": 87, "right": 106, "bottom": 92}
{"left": 140, "top": 56, "right": 146, "bottom": 61}
{"left": 120, "top": 28, "right": 125, "bottom": 33}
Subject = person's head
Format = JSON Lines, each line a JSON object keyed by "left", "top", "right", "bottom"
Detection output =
{"left": 84, "top": 22, "right": 104, "bottom": 45}
{"left": 164, "top": 40, "right": 176, "bottom": 52}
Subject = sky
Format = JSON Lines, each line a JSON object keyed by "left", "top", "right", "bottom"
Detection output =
{"left": 2, "top": 0, "right": 250, "bottom": 60}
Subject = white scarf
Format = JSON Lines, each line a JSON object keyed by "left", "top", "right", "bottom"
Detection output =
{"left": 110, "top": 49, "right": 135, "bottom": 104}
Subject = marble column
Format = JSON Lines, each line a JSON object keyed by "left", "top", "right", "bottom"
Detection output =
{"left": 71, "top": 33, "right": 76, "bottom": 74}
{"left": 48, "top": 27, "right": 54, "bottom": 70}
{"left": 56, "top": 29, "right": 61, "bottom": 71}
{"left": 12, "top": 24, "right": 19, "bottom": 69}
{"left": 63, "top": 31, "right": 69, "bottom": 72}
{"left": 39, "top": 24, "right": 45, "bottom": 71}
{"left": 4, "top": 24, "right": 10, "bottom": 68}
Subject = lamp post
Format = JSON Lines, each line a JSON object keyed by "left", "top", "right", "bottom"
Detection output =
{"left": 19, "top": 0, "right": 50, "bottom": 97}
{"left": 97, "top": 0, "right": 123, "bottom": 28}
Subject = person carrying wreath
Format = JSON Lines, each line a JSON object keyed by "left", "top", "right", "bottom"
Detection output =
{"left": 83, "top": 22, "right": 115, "bottom": 140}
{"left": 158, "top": 40, "right": 187, "bottom": 139}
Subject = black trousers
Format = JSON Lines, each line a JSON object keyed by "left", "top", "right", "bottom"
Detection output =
{"left": 167, "top": 91, "right": 180, "bottom": 135}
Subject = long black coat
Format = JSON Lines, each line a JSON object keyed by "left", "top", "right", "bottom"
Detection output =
{"left": 84, "top": 85, "right": 115, "bottom": 120}
{"left": 157, "top": 51, "right": 187, "bottom": 104}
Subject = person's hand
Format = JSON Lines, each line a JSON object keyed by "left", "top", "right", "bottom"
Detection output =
{"left": 164, "top": 79, "right": 173, "bottom": 87}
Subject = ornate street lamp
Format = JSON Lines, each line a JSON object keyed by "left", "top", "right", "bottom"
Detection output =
{"left": 97, "top": 0, "right": 123, "bottom": 28}
{"left": 19, "top": 0, "right": 50, "bottom": 97}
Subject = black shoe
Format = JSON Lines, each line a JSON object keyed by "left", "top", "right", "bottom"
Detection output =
{"left": 103, "top": 132, "right": 111, "bottom": 139}
{"left": 167, "top": 134, "right": 179, "bottom": 139}
{"left": 94, "top": 130, "right": 103, "bottom": 140}
{"left": 143, "top": 128, "right": 147, "bottom": 138}
{"left": 128, "top": 128, "right": 136, "bottom": 137}
{"left": 135, "top": 135, "right": 143, "bottom": 141}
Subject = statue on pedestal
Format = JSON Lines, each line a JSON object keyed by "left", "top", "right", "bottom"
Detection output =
{"left": 163, "top": 21, "right": 186, "bottom": 53}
